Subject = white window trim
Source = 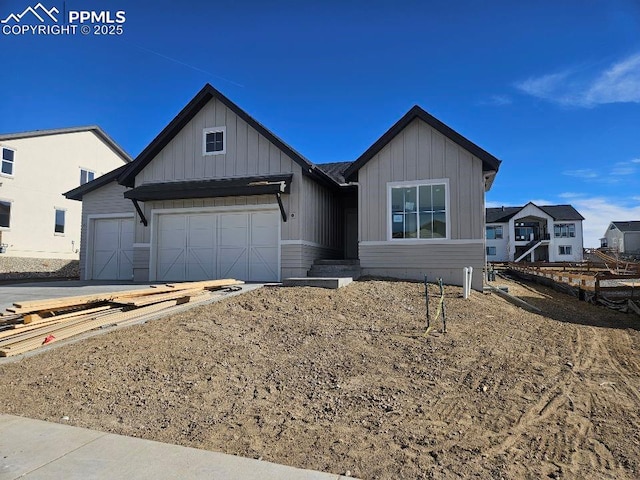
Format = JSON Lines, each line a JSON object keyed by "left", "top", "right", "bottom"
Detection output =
{"left": 54, "top": 207, "right": 66, "bottom": 236}
{"left": 80, "top": 167, "right": 96, "bottom": 185}
{"left": 558, "top": 245, "right": 572, "bottom": 255}
{"left": 203, "top": 126, "right": 226, "bottom": 156}
{"left": 1, "top": 146, "right": 16, "bottom": 178}
{"left": 386, "top": 178, "right": 451, "bottom": 241}
{"left": 0, "top": 198, "right": 12, "bottom": 230}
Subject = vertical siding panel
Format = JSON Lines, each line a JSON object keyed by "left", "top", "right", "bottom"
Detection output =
{"left": 391, "top": 132, "right": 404, "bottom": 182}
{"left": 247, "top": 129, "right": 259, "bottom": 176}
{"left": 404, "top": 121, "right": 418, "bottom": 181}
{"left": 235, "top": 118, "right": 248, "bottom": 176}
{"left": 445, "top": 141, "right": 460, "bottom": 238}
{"left": 258, "top": 136, "right": 269, "bottom": 175}
{"left": 225, "top": 108, "right": 237, "bottom": 177}
{"left": 431, "top": 132, "right": 445, "bottom": 178}
{"left": 269, "top": 145, "right": 280, "bottom": 175}
{"left": 417, "top": 122, "right": 431, "bottom": 179}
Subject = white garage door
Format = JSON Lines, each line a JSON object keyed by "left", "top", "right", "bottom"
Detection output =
{"left": 91, "top": 217, "right": 134, "bottom": 280}
{"left": 155, "top": 210, "right": 279, "bottom": 282}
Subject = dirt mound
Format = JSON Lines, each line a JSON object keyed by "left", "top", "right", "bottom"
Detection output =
{"left": 1, "top": 278, "right": 639, "bottom": 479}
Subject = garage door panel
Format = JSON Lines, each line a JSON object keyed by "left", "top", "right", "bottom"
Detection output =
{"left": 155, "top": 209, "right": 279, "bottom": 282}
{"left": 91, "top": 218, "right": 134, "bottom": 280}
{"left": 250, "top": 246, "right": 278, "bottom": 281}
{"left": 219, "top": 247, "right": 248, "bottom": 279}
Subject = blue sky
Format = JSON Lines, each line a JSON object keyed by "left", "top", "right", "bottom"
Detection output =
{"left": 1, "top": 0, "right": 639, "bottom": 247}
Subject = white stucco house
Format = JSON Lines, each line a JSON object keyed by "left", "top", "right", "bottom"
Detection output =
{"left": 600, "top": 221, "right": 640, "bottom": 254}
{"left": 486, "top": 203, "right": 584, "bottom": 262}
{"left": 65, "top": 84, "right": 502, "bottom": 289}
{"left": 0, "top": 126, "right": 131, "bottom": 259}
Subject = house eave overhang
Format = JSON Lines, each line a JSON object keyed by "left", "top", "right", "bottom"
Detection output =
{"left": 122, "top": 174, "right": 293, "bottom": 202}
{"left": 63, "top": 164, "right": 129, "bottom": 201}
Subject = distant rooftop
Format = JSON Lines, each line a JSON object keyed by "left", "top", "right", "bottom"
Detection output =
{"left": 486, "top": 204, "right": 584, "bottom": 223}
{"left": 0, "top": 125, "right": 132, "bottom": 162}
{"left": 611, "top": 221, "right": 640, "bottom": 232}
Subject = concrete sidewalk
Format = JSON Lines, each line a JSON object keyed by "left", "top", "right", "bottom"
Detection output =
{"left": 0, "top": 415, "right": 352, "bottom": 480}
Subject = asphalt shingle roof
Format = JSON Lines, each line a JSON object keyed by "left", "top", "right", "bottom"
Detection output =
{"left": 316, "top": 162, "right": 353, "bottom": 184}
{"left": 612, "top": 221, "right": 640, "bottom": 232}
{"left": 486, "top": 204, "right": 584, "bottom": 223}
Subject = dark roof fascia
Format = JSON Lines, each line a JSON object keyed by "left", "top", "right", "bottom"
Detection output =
{"left": 123, "top": 174, "right": 293, "bottom": 202}
{"left": 344, "top": 105, "right": 502, "bottom": 182}
{"left": 0, "top": 125, "right": 132, "bottom": 162}
{"left": 118, "top": 84, "right": 339, "bottom": 189}
{"left": 63, "top": 164, "right": 129, "bottom": 201}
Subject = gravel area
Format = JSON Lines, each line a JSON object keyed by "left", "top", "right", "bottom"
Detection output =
{"left": 0, "top": 257, "right": 79, "bottom": 281}
{"left": 1, "top": 278, "right": 639, "bottom": 479}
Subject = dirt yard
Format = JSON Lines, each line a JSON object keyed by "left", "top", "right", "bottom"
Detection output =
{"left": 1, "top": 277, "right": 639, "bottom": 479}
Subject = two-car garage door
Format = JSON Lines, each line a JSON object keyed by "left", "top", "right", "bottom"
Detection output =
{"left": 154, "top": 210, "right": 279, "bottom": 282}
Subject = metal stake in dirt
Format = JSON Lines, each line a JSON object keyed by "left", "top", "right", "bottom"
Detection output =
{"left": 439, "top": 278, "right": 447, "bottom": 333}
{"left": 424, "top": 275, "right": 430, "bottom": 329}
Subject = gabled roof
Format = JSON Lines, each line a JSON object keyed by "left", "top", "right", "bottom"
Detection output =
{"left": 0, "top": 125, "right": 132, "bottom": 162}
{"left": 118, "top": 83, "right": 337, "bottom": 189}
{"left": 316, "top": 161, "right": 353, "bottom": 184}
{"left": 486, "top": 204, "right": 584, "bottom": 223}
{"left": 344, "top": 105, "right": 502, "bottom": 182}
{"left": 611, "top": 221, "right": 640, "bottom": 232}
{"left": 64, "top": 164, "right": 129, "bottom": 201}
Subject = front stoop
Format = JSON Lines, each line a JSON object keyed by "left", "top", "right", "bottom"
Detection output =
{"left": 308, "top": 259, "right": 361, "bottom": 279}
{"left": 283, "top": 277, "right": 353, "bottom": 289}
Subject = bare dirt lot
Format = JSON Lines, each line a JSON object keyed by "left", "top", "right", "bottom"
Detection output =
{"left": 1, "top": 277, "right": 639, "bottom": 479}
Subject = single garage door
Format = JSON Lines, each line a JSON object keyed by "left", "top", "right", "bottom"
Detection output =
{"left": 155, "top": 210, "right": 279, "bottom": 282}
{"left": 91, "top": 217, "right": 134, "bottom": 280}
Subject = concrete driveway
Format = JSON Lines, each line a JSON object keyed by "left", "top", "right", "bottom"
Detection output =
{"left": 0, "top": 280, "right": 163, "bottom": 312}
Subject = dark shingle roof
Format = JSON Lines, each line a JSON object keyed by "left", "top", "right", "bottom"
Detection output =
{"left": 316, "top": 162, "right": 353, "bottom": 184}
{"left": 486, "top": 207, "right": 522, "bottom": 223}
{"left": 612, "top": 221, "right": 640, "bottom": 232}
{"left": 486, "top": 204, "right": 584, "bottom": 223}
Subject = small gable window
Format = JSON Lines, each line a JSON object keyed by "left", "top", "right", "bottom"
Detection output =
{"left": 1, "top": 147, "right": 15, "bottom": 176}
{"left": 203, "top": 127, "right": 226, "bottom": 155}
{"left": 80, "top": 169, "right": 95, "bottom": 185}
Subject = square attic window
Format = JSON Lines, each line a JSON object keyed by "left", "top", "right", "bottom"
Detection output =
{"left": 203, "top": 127, "right": 226, "bottom": 155}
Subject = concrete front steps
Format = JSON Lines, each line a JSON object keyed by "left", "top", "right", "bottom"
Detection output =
{"left": 307, "top": 259, "right": 362, "bottom": 279}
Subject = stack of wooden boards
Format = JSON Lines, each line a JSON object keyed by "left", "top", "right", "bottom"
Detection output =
{"left": 0, "top": 279, "right": 243, "bottom": 357}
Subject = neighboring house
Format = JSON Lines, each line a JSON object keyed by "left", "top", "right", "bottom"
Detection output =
{"left": 485, "top": 203, "right": 584, "bottom": 262}
{"left": 0, "top": 127, "right": 131, "bottom": 259}
{"left": 601, "top": 221, "right": 640, "bottom": 253}
{"left": 65, "top": 84, "right": 501, "bottom": 289}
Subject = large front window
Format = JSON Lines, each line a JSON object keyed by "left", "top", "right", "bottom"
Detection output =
{"left": 390, "top": 182, "right": 447, "bottom": 239}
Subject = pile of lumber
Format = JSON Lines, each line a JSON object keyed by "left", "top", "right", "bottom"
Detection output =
{"left": 0, "top": 279, "right": 243, "bottom": 357}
